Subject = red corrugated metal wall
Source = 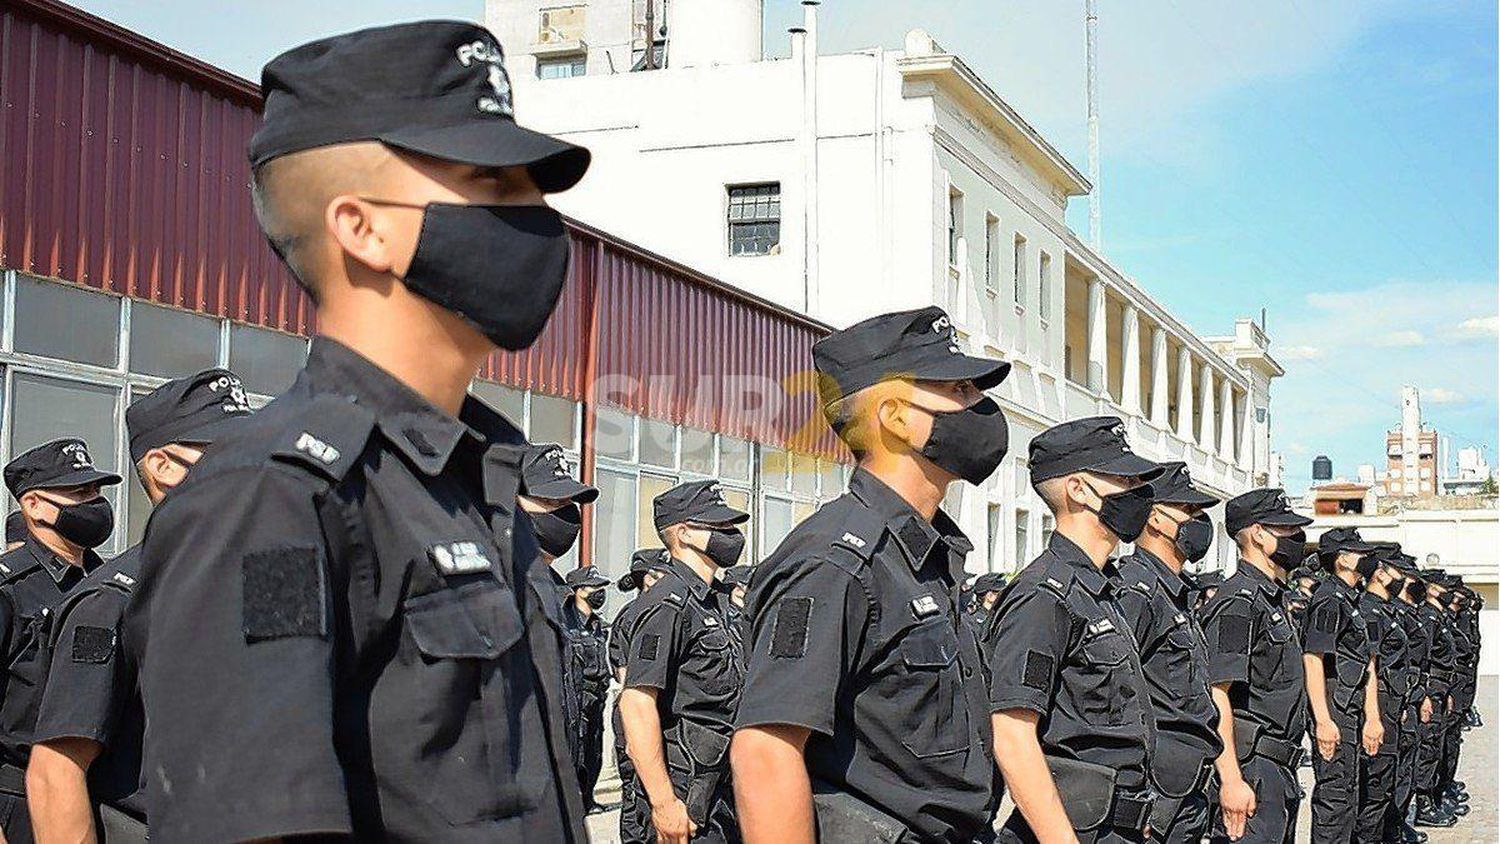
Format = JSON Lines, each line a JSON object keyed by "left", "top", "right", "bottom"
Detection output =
{"left": 0, "top": 0, "right": 844, "bottom": 460}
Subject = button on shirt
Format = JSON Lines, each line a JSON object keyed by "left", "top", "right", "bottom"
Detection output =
{"left": 985, "top": 533, "right": 1155, "bottom": 791}
{"left": 127, "top": 337, "right": 584, "bottom": 843}
{"left": 1199, "top": 563, "right": 1307, "bottom": 747}
{"left": 1301, "top": 578, "right": 1372, "bottom": 713}
{"left": 1114, "top": 549, "right": 1223, "bottom": 796}
{"left": 736, "top": 469, "right": 994, "bottom": 844}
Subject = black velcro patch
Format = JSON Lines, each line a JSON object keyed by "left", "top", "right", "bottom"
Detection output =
{"left": 1023, "top": 650, "right": 1055, "bottom": 691}
{"left": 770, "top": 596, "right": 814, "bottom": 659}
{"left": 1218, "top": 616, "right": 1251, "bottom": 653}
{"left": 242, "top": 547, "right": 327, "bottom": 641}
{"left": 1366, "top": 619, "right": 1381, "bottom": 642}
{"left": 71, "top": 626, "right": 114, "bottom": 664}
{"left": 639, "top": 633, "right": 661, "bottom": 661}
{"left": 1314, "top": 605, "right": 1339, "bottom": 634}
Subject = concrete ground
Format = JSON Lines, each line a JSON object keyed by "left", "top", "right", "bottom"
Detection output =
{"left": 585, "top": 677, "right": 1498, "bottom": 842}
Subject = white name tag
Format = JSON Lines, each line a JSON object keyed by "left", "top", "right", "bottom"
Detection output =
{"left": 428, "top": 541, "right": 492, "bottom": 575}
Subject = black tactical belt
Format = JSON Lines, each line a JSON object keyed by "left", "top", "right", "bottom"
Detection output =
{"left": 0, "top": 762, "right": 24, "bottom": 795}
{"left": 1109, "top": 791, "right": 1156, "bottom": 832}
{"left": 1251, "top": 734, "right": 1302, "bottom": 769}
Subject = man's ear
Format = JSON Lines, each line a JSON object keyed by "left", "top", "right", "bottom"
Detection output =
{"left": 326, "top": 195, "right": 397, "bottom": 275}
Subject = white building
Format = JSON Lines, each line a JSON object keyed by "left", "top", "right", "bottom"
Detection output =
{"left": 487, "top": 0, "right": 1282, "bottom": 574}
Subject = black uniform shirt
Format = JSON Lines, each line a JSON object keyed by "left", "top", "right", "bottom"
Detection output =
{"left": 32, "top": 547, "right": 144, "bottom": 815}
{"left": 1114, "top": 548, "right": 1223, "bottom": 795}
{"left": 737, "top": 469, "right": 994, "bottom": 843}
{"left": 565, "top": 608, "right": 611, "bottom": 697}
{"left": 625, "top": 558, "right": 743, "bottom": 735}
{"left": 986, "top": 533, "right": 1155, "bottom": 791}
{"left": 610, "top": 596, "right": 645, "bottom": 677}
{"left": 1418, "top": 602, "right": 1457, "bottom": 697}
{"left": 126, "top": 337, "right": 584, "bottom": 843}
{"left": 1302, "top": 577, "right": 1372, "bottom": 713}
{"left": 0, "top": 535, "right": 101, "bottom": 766}
{"left": 1199, "top": 562, "right": 1307, "bottom": 746}
{"left": 1357, "top": 591, "right": 1413, "bottom": 705}
{"left": 1394, "top": 599, "right": 1431, "bottom": 696}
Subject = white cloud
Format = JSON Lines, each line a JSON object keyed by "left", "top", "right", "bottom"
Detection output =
{"left": 1458, "top": 315, "right": 1499, "bottom": 338}
{"left": 1281, "top": 345, "right": 1324, "bottom": 360}
{"left": 1425, "top": 387, "right": 1467, "bottom": 404}
{"left": 1373, "top": 330, "right": 1426, "bottom": 348}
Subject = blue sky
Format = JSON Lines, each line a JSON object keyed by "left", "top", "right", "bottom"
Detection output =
{"left": 71, "top": 0, "right": 1499, "bottom": 492}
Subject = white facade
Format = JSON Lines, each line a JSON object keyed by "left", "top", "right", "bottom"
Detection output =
{"left": 486, "top": 1, "right": 1281, "bottom": 575}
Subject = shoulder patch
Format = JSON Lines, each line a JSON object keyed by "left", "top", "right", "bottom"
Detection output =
{"left": 268, "top": 395, "right": 375, "bottom": 482}
{"left": 1039, "top": 573, "right": 1071, "bottom": 598}
{"left": 770, "top": 596, "right": 814, "bottom": 659}
{"left": 72, "top": 625, "right": 115, "bottom": 663}
{"left": 1217, "top": 615, "right": 1252, "bottom": 653}
{"left": 111, "top": 571, "right": 136, "bottom": 588}
{"left": 827, "top": 505, "right": 887, "bottom": 570}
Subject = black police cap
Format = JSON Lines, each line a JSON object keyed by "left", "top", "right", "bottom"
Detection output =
{"left": 971, "top": 572, "right": 1007, "bottom": 593}
{"left": 519, "top": 443, "right": 598, "bottom": 503}
{"left": 720, "top": 566, "right": 753, "bottom": 587}
{"left": 1223, "top": 487, "right": 1312, "bottom": 535}
{"left": 4, "top": 511, "right": 26, "bottom": 544}
{"left": 1028, "top": 416, "right": 1162, "bottom": 485}
{"left": 249, "top": 21, "right": 590, "bottom": 192}
{"left": 1146, "top": 461, "right": 1219, "bottom": 508}
{"left": 127, "top": 368, "right": 254, "bottom": 464}
{"left": 652, "top": 480, "right": 748, "bottom": 531}
{"left": 4, "top": 438, "right": 121, "bottom": 499}
{"left": 812, "top": 306, "right": 1010, "bottom": 408}
{"left": 1316, "top": 526, "right": 1377, "bottom": 558}
{"left": 563, "top": 566, "right": 610, "bottom": 589}
{"left": 619, "top": 548, "right": 672, "bottom": 591}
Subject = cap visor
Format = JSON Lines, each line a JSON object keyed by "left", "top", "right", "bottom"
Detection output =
{"left": 912, "top": 354, "right": 1012, "bottom": 390}
{"left": 1157, "top": 487, "right": 1220, "bottom": 508}
{"left": 528, "top": 477, "right": 600, "bottom": 504}
{"left": 1091, "top": 452, "right": 1164, "bottom": 480}
{"left": 36, "top": 468, "right": 123, "bottom": 491}
{"left": 380, "top": 120, "right": 591, "bottom": 192}
{"left": 1259, "top": 511, "right": 1313, "bottom": 529}
{"left": 171, "top": 414, "right": 250, "bottom": 449}
{"left": 693, "top": 505, "right": 750, "bottom": 526}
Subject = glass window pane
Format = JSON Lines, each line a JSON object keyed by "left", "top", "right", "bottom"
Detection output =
{"left": 790, "top": 452, "right": 818, "bottom": 497}
{"left": 718, "top": 435, "right": 750, "bottom": 481}
{"left": 228, "top": 324, "right": 306, "bottom": 396}
{"left": 680, "top": 428, "right": 715, "bottom": 476}
{"left": 638, "top": 418, "right": 676, "bottom": 469}
{"left": 470, "top": 379, "right": 525, "bottom": 425}
{"left": 594, "top": 406, "right": 634, "bottom": 461}
{"left": 793, "top": 500, "right": 816, "bottom": 527}
{"left": 637, "top": 474, "right": 674, "bottom": 550}
{"left": 590, "top": 467, "right": 636, "bottom": 620}
{"left": 761, "top": 497, "right": 793, "bottom": 556}
{"left": 125, "top": 388, "right": 153, "bottom": 545}
{"left": 529, "top": 393, "right": 578, "bottom": 449}
{"left": 129, "top": 302, "right": 220, "bottom": 377}
{"left": 15, "top": 276, "right": 120, "bottom": 367}
{"left": 721, "top": 487, "right": 752, "bottom": 562}
{"left": 10, "top": 374, "right": 122, "bottom": 551}
{"left": 759, "top": 446, "right": 789, "bottom": 492}
{"left": 818, "top": 460, "right": 844, "bottom": 500}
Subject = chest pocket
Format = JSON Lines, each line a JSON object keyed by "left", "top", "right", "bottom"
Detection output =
{"left": 1075, "top": 629, "right": 1136, "bottom": 726}
{"left": 0, "top": 609, "right": 56, "bottom": 741}
{"left": 688, "top": 617, "right": 740, "bottom": 696}
{"left": 1162, "top": 619, "right": 1204, "bottom": 690}
{"left": 896, "top": 620, "right": 969, "bottom": 758}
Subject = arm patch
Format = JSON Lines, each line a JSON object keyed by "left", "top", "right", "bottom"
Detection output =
{"left": 1314, "top": 604, "right": 1339, "bottom": 635}
{"left": 1217, "top": 615, "right": 1251, "bottom": 653}
{"left": 71, "top": 625, "right": 114, "bottom": 663}
{"left": 638, "top": 633, "right": 661, "bottom": 661}
{"left": 1023, "top": 650, "right": 1055, "bottom": 691}
{"left": 242, "top": 547, "right": 327, "bottom": 641}
{"left": 770, "top": 596, "right": 814, "bottom": 659}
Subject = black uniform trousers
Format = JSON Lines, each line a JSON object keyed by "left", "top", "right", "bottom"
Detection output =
{"left": 1310, "top": 706, "right": 1364, "bottom": 844}
{"left": 998, "top": 810, "right": 1144, "bottom": 844}
{"left": 1356, "top": 692, "right": 1401, "bottom": 841}
{"left": 1384, "top": 698, "right": 1423, "bottom": 839}
{"left": 622, "top": 756, "right": 736, "bottom": 844}
{"left": 1210, "top": 755, "right": 1300, "bottom": 844}
{"left": 613, "top": 698, "right": 648, "bottom": 843}
{"left": 576, "top": 691, "right": 607, "bottom": 807}
{"left": 1414, "top": 693, "right": 1447, "bottom": 797}
{"left": 0, "top": 789, "right": 32, "bottom": 844}
{"left": 1152, "top": 790, "right": 1211, "bottom": 844}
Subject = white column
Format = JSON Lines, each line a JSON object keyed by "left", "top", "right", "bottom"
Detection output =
{"left": 1086, "top": 278, "right": 1108, "bottom": 394}
{"left": 1150, "top": 326, "right": 1169, "bottom": 427}
{"left": 1121, "top": 305, "right": 1141, "bottom": 414}
{"left": 1219, "top": 379, "right": 1235, "bottom": 458}
{"left": 1175, "top": 347, "right": 1195, "bottom": 440}
{"left": 1239, "top": 392, "right": 1256, "bottom": 470}
{"left": 1199, "top": 364, "right": 1216, "bottom": 452}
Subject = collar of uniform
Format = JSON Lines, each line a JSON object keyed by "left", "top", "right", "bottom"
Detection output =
{"left": 1132, "top": 547, "right": 1187, "bottom": 599}
{"left": 848, "top": 468, "right": 972, "bottom": 574}
{"left": 668, "top": 556, "right": 715, "bottom": 603}
{"left": 1236, "top": 558, "right": 1283, "bottom": 598}
{"left": 20, "top": 536, "right": 95, "bottom": 585}
{"left": 1046, "top": 532, "right": 1110, "bottom": 597}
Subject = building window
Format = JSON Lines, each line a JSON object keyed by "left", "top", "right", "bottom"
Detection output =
{"left": 538, "top": 5, "right": 586, "bottom": 44}
{"left": 1038, "top": 251, "right": 1052, "bottom": 320}
{"left": 727, "top": 183, "right": 780, "bottom": 256}
{"left": 947, "top": 188, "right": 963, "bottom": 266}
{"left": 15, "top": 276, "right": 120, "bottom": 367}
{"left": 1040, "top": 513, "right": 1055, "bottom": 548}
{"left": 984, "top": 214, "right": 999, "bottom": 293}
{"left": 536, "top": 54, "right": 587, "bottom": 79}
{"left": 1014, "top": 507, "right": 1030, "bottom": 568}
{"left": 129, "top": 302, "right": 219, "bottom": 378}
{"left": 227, "top": 324, "right": 307, "bottom": 396}
{"left": 1012, "top": 234, "right": 1027, "bottom": 307}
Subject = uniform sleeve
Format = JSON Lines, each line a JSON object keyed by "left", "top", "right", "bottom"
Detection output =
{"left": 735, "top": 560, "right": 865, "bottom": 736}
{"left": 1302, "top": 594, "right": 1342, "bottom": 655}
{"left": 623, "top": 599, "right": 681, "bottom": 691}
{"left": 137, "top": 465, "right": 350, "bottom": 842}
{"left": 986, "top": 586, "right": 1071, "bottom": 714}
{"left": 1114, "top": 581, "right": 1154, "bottom": 650}
{"left": 33, "top": 590, "right": 127, "bottom": 744}
{"left": 1201, "top": 597, "right": 1255, "bottom": 685}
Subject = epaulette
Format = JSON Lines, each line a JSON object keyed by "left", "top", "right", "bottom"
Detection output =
{"left": 824, "top": 504, "right": 887, "bottom": 574}
{"left": 1038, "top": 568, "right": 1073, "bottom": 599}
{"left": 269, "top": 394, "right": 377, "bottom": 482}
{"left": 0, "top": 556, "right": 40, "bottom": 586}
{"left": 1127, "top": 579, "right": 1154, "bottom": 596}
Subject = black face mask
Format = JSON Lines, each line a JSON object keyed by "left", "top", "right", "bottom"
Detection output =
{"left": 1405, "top": 581, "right": 1426, "bottom": 602}
{"left": 907, "top": 396, "right": 1009, "bottom": 485}
{"left": 1173, "top": 513, "right": 1214, "bottom": 563}
{"left": 43, "top": 496, "right": 113, "bottom": 549}
{"left": 585, "top": 590, "right": 607, "bottom": 610}
{"left": 392, "top": 201, "right": 571, "bottom": 351}
{"left": 700, "top": 527, "right": 746, "bottom": 568}
{"left": 1354, "top": 554, "right": 1380, "bottom": 579}
{"left": 1265, "top": 528, "right": 1306, "bottom": 569}
{"left": 530, "top": 504, "right": 582, "bottom": 558}
{"left": 1083, "top": 480, "right": 1154, "bottom": 543}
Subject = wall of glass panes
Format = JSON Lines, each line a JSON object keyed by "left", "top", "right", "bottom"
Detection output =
{"left": 0, "top": 271, "right": 311, "bottom": 556}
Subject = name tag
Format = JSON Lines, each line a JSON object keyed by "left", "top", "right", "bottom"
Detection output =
{"left": 112, "top": 572, "right": 136, "bottom": 588}
{"left": 1088, "top": 618, "right": 1116, "bottom": 635}
{"left": 911, "top": 595, "right": 941, "bottom": 619}
{"left": 702, "top": 616, "right": 719, "bottom": 627}
{"left": 428, "top": 541, "right": 492, "bottom": 575}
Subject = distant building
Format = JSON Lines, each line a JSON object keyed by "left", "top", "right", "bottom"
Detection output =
{"left": 1382, "top": 385, "right": 1438, "bottom": 498}
{"left": 1356, "top": 463, "right": 1376, "bottom": 485}
{"left": 1441, "top": 446, "right": 1496, "bottom": 495}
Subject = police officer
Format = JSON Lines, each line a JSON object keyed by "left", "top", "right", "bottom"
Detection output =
{"left": 1200, "top": 488, "right": 1311, "bottom": 844}
{"left": 987, "top": 417, "right": 1160, "bottom": 844}
{"left": 25, "top": 369, "right": 252, "bottom": 843}
{"left": 1433, "top": 576, "right": 1473, "bottom": 818}
{"left": 966, "top": 572, "right": 1006, "bottom": 637}
{"left": 620, "top": 481, "right": 748, "bottom": 843}
{"left": 562, "top": 567, "right": 612, "bottom": 812}
{"left": 0, "top": 440, "right": 121, "bottom": 842}
{"left": 611, "top": 547, "right": 673, "bottom": 843}
{"left": 1286, "top": 565, "right": 1319, "bottom": 632}
{"left": 731, "top": 306, "right": 1004, "bottom": 843}
{"left": 1302, "top": 527, "right": 1382, "bottom": 844}
{"left": 128, "top": 20, "right": 593, "bottom": 841}
{"left": 1113, "top": 461, "right": 1222, "bottom": 843}
{"left": 1353, "top": 544, "right": 1417, "bottom": 844}
{"left": 518, "top": 442, "right": 598, "bottom": 566}
{"left": 1412, "top": 573, "right": 1460, "bottom": 828}
{"left": 718, "top": 566, "right": 752, "bottom": 652}
{"left": 5, "top": 512, "right": 27, "bottom": 553}
{"left": 1189, "top": 570, "right": 1224, "bottom": 612}
{"left": 1386, "top": 555, "right": 1434, "bottom": 843}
